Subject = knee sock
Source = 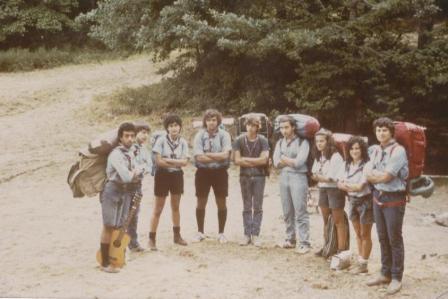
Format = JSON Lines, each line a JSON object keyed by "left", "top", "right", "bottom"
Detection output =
{"left": 218, "top": 209, "right": 227, "bottom": 234}
{"left": 196, "top": 208, "right": 205, "bottom": 233}
{"left": 100, "top": 243, "right": 110, "bottom": 267}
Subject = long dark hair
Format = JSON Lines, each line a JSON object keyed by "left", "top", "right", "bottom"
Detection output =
{"left": 312, "top": 128, "right": 338, "bottom": 160}
{"left": 345, "top": 136, "right": 369, "bottom": 166}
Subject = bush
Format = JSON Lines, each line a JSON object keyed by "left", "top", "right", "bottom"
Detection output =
{"left": 0, "top": 48, "right": 122, "bottom": 72}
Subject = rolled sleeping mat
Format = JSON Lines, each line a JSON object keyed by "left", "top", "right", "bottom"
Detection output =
{"left": 408, "top": 175, "right": 435, "bottom": 198}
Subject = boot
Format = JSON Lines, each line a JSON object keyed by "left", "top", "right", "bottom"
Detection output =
{"left": 173, "top": 226, "right": 187, "bottom": 246}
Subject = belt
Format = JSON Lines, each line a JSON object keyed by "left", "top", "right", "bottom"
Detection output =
{"left": 109, "top": 181, "right": 141, "bottom": 192}
{"left": 373, "top": 191, "right": 406, "bottom": 208}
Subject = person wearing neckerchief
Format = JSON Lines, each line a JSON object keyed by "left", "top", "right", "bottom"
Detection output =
{"left": 273, "top": 115, "right": 311, "bottom": 254}
{"left": 337, "top": 136, "right": 373, "bottom": 274}
{"left": 311, "top": 128, "right": 346, "bottom": 257}
{"left": 192, "top": 109, "right": 232, "bottom": 244}
{"left": 148, "top": 114, "right": 189, "bottom": 250}
{"left": 365, "top": 117, "right": 408, "bottom": 295}
{"left": 99, "top": 122, "right": 143, "bottom": 273}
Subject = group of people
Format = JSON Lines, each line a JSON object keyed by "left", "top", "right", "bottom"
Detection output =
{"left": 97, "top": 109, "right": 408, "bottom": 295}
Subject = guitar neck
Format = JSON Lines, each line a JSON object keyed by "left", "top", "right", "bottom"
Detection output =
{"left": 117, "top": 192, "right": 142, "bottom": 240}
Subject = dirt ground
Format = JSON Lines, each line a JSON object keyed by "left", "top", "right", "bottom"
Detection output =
{"left": 1, "top": 56, "right": 447, "bottom": 299}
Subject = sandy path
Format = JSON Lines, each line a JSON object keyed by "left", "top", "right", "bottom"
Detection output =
{"left": 0, "top": 57, "right": 447, "bottom": 299}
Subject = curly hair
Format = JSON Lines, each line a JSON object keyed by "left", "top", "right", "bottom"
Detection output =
{"left": 373, "top": 117, "right": 395, "bottom": 136}
{"left": 345, "top": 136, "right": 369, "bottom": 165}
{"left": 163, "top": 113, "right": 182, "bottom": 131}
{"left": 202, "top": 109, "right": 222, "bottom": 128}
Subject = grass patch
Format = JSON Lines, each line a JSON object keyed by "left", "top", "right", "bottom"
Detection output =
{"left": 0, "top": 47, "right": 124, "bottom": 72}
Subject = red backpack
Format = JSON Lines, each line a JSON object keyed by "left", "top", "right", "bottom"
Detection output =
{"left": 393, "top": 121, "right": 426, "bottom": 179}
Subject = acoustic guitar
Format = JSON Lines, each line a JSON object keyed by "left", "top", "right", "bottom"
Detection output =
{"left": 96, "top": 191, "right": 142, "bottom": 268}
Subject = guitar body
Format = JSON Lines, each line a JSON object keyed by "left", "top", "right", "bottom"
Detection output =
{"left": 96, "top": 191, "right": 142, "bottom": 268}
{"left": 96, "top": 230, "right": 131, "bottom": 268}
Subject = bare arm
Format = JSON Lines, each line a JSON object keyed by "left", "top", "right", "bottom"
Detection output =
{"left": 241, "top": 151, "right": 269, "bottom": 166}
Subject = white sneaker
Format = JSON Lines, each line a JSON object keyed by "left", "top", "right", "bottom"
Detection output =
{"left": 295, "top": 245, "right": 311, "bottom": 254}
{"left": 239, "top": 235, "right": 251, "bottom": 246}
{"left": 217, "top": 233, "right": 228, "bottom": 244}
{"left": 252, "top": 235, "right": 262, "bottom": 247}
{"left": 192, "top": 232, "right": 206, "bottom": 243}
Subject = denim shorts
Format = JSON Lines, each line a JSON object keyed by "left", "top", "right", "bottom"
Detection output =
{"left": 100, "top": 181, "right": 134, "bottom": 228}
{"left": 348, "top": 194, "right": 374, "bottom": 225}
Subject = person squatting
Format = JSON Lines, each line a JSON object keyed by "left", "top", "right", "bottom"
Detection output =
{"left": 97, "top": 112, "right": 409, "bottom": 296}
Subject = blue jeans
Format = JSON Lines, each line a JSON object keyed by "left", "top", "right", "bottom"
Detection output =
{"left": 240, "top": 176, "right": 266, "bottom": 236}
{"left": 373, "top": 194, "right": 406, "bottom": 281}
{"left": 279, "top": 172, "right": 310, "bottom": 246}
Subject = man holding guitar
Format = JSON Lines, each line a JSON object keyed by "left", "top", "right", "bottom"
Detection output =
{"left": 99, "top": 122, "right": 143, "bottom": 273}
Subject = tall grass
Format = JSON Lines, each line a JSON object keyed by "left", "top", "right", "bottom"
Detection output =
{"left": 0, "top": 48, "right": 123, "bottom": 72}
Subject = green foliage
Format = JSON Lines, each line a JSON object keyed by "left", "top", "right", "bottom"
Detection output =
{"left": 0, "top": 47, "right": 121, "bottom": 72}
{"left": 86, "top": 0, "right": 448, "bottom": 133}
{"left": 0, "top": 0, "right": 97, "bottom": 49}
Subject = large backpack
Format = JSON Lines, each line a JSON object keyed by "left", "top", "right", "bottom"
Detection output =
{"left": 371, "top": 121, "right": 434, "bottom": 198}
{"left": 274, "top": 114, "right": 320, "bottom": 139}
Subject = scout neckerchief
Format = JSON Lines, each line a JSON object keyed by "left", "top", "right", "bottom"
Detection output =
{"left": 373, "top": 140, "right": 397, "bottom": 170}
{"left": 244, "top": 135, "right": 259, "bottom": 158}
{"left": 346, "top": 161, "right": 365, "bottom": 179}
{"left": 166, "top": 135, "right": 180, "bottom": 159}
{"left": 119, "top": 145, "right": 133, "bottom": 171}
{"left": 202, "top": 129, "right": 219, "bottom": 153}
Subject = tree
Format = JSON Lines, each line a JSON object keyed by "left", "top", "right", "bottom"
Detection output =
{"left": 0, "top": 0, "right": 98, "bottom": 49}
{"left": 88, "top": 0, "right": 448, "bottom": 133}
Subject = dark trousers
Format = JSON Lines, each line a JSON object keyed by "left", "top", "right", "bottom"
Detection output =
{"left": 128, "top": 186, "right": 142, "bottom": 248}
{"left": 373, "top": 202, "right": 406, "bottom": 281}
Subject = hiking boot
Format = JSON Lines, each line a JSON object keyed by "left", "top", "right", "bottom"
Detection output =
{"left": 386, "top": 279, "right": 402, "bottom": 295}
{"left": 296, "top": 245, "right": 311, "bottom": 254}
{"left": 350, "top": 262, "right": 368, "bottom": 274}
{"left": 366, "top": 274, "right": 391, "bottom": 286}
{"left": 100, "top": 265, "right": 120, "bottom": 273}
{"left": 174, "top": 235, "right": 188, "bottom": 246}
{"left": 252, "top": 235, "right": 262, "bottom": 247}
{"left": 192, "top": 232, "right": 206, "bottom": 243}
{"left": 217, "top": 233, "right": 228, "bottom": 244}
{"left": 239, "top": 235, "right": 251, "bottom": 246}
{"left": 281, "top": 239, "right": 296, "bottom": 249}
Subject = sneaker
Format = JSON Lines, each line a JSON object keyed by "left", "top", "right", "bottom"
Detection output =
{"left": 386, "top": 279, "right": 402, "bottom": 295}
{"left": 366, "top": 274, "right": 392, "bottom": 286}
{"left": 296, "top": 245, "right": 311, "bottom": 254}
{"left": 192, "top": 232, "right": 206, "bottom": 243}
{"left": 217, "top": 233, "right": 228, "bottom": 244}
{"left": 239, "top": 235, "right": 251, "bottom": 246}
{"left": 252, "top": 235, "right": 262, "bottom": 247}
{"left": 350, "top": 262, "right": 368, "bottom": 274}
{"left": 281, "top": 239, "right": 296, "bottom": 249}
{"left": 129, "top": 244, "right": 145, "bottom": 253}
{"left": 100, "top": 265, "right": 120, "bottom": 273}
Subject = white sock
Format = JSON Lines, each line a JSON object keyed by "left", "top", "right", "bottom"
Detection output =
{"left": 358, "top": 256, "right": 368, "bottom": 264}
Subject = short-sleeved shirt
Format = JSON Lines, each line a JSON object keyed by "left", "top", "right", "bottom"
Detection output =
{"left": 193, "top": 129, "right": 232, "bottom": 169}
{"left": 364, "top": 140, "right": 408, "bottom": 192}
{"left": 232, "top": 134, "right": 270, "bottom": 176}
{"left": 338, "top": 162, "right": 371, "bottom": 197}
{"left": 106, "top": 145, "right": 137, "bottom": 184}
{"left": 152, "top": 135, "right": 189, "bottom": 172}
{"left": 273, "top": 136, "right": 310, "bottom": 174}
{"left": 311, "top": 152, "right": 344, "bottom": 188}
{"left": 133, "top": 143, "right": 152, "bottom": 177}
